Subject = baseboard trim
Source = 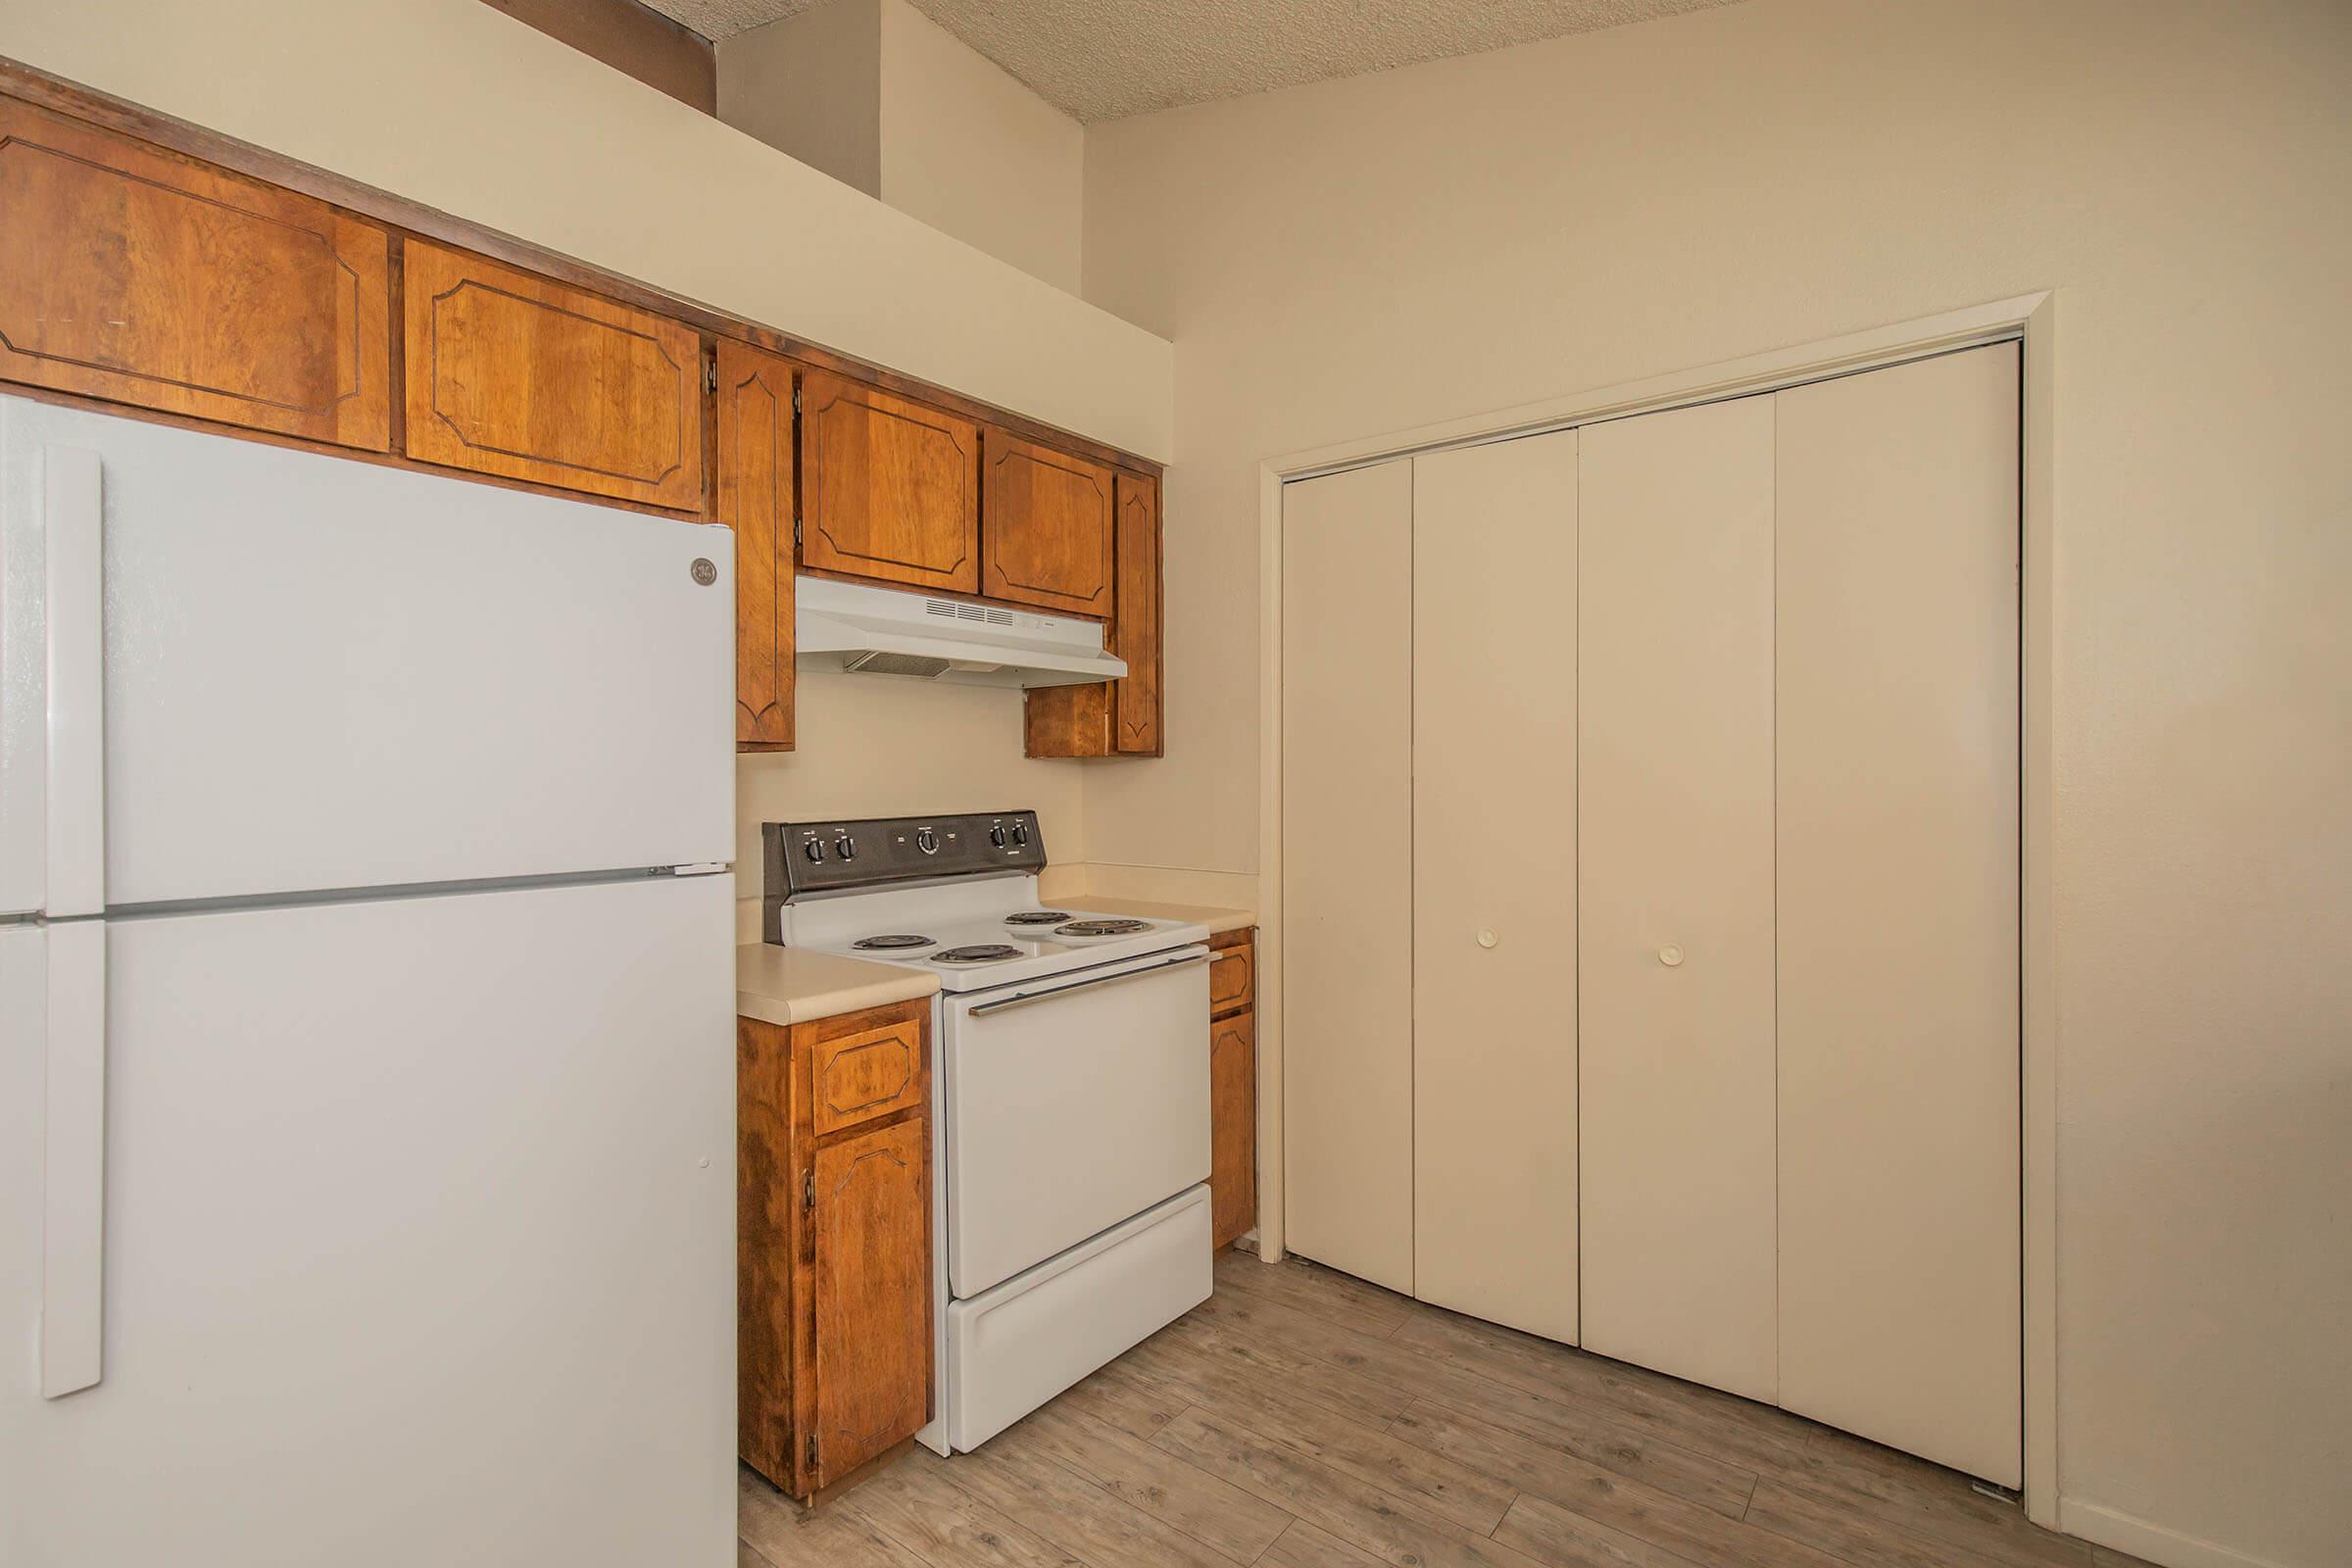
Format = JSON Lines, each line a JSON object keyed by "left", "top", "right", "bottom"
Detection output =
{"left": 2059, "top": 1498, "right": 2300, "bottom": 1568}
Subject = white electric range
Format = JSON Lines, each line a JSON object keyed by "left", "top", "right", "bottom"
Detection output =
{"left": 761, "top": 810, "right": 1213, "bottom": 1453}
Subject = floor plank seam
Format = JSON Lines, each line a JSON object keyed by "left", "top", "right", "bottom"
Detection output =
{"left": 1025, "top": 1431, "right": 1272, "bottom": 1568}
{"left": 1211, "top": 1290, "right": 1761, "bottom": 1524}
{"left": 1155, "top": 1372, "right": 1532, "bottom": 1555}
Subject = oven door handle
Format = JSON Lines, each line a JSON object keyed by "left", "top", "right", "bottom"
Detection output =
{"left": 966, "top": 951, "right": 1210, "bottom": 1016}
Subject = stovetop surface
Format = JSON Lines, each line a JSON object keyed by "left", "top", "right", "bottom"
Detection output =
{"left": 775, "top": 881, "right": 1207, "bottom": 993}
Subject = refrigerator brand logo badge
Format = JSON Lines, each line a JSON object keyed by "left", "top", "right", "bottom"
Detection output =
{"left": 690, "top": 558, "right": 717, "bottom": 586}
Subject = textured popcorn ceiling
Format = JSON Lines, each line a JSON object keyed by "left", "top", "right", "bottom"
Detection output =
{"left": 650, "top": 0, "right": 1743, "bottom": 122}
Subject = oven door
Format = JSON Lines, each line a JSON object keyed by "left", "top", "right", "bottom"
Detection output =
{"left": 943, "top": 946, "right": 1211, "bottom": 1297}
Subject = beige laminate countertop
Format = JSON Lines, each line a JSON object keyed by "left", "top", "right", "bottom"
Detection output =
{"left": 1072, "top": 897, "right": 1256, "bottom": 938}
{"left": 736, "top": 943, "right": 941, "bottom": 1027}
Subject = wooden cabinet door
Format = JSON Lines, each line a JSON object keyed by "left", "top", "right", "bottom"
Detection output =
{"left": 1111, "top": 471, "right": 1163, "bottom": 753}
{"left": 716, "top": 340, "right": 795, "bottom": 749}
{"left": 808, "top": 1015, "right": 924, "bottom": 1138}
{"left": 982, "top": 430, "right": 1114, "bottom": 616}
{"left": 1210, "top": 1010, "right": 1257, "bottom": 1249}
{"left": 800, "top": 368, "right": 978, "bottom": 593}
{"left": 1208, "top": 936, "right": 1254, "bottom": 1019}
{"left": 401, "top": 241, "right": 703, "bottom": 509}
{"left": 808, "top": 1116, "right": 930, "bottom": 1489}
{"left": 0, "top": 100, "right": 391, "bottom": 449}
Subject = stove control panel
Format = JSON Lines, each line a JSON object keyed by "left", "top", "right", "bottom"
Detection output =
{"left": 763, "top": 809, "right": 1047, "bottom": 904}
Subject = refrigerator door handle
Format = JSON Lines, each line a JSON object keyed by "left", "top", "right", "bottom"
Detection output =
{"left": 41, "top": 919, "right": 107, "bottom": 1397}
{"left": 44, "top": 446, "right": 106, "bottom": 919}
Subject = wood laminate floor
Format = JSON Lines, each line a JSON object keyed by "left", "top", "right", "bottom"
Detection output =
{"left": 742, "top": 1250, "right": 2152, "bottom": 1568}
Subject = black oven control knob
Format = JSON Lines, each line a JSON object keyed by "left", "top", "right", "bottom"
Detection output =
{"left": 802, "top": 838, "right": 825, "bottom": 863}
{"left": 989, "top": 824, "right": 1008, "bottom": 848}
{"left": 1009, "top": 821, "right": 1030, "bottom": 848}
{"left": 834, "top": 834, "right": 857, "bottom": 861}
{"left": 915, "top": 827, "right": 940, "bottom": 856}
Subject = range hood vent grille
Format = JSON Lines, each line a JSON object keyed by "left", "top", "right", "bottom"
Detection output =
{"left": 927, "top": 599, "right": 1018, "bottom": 627}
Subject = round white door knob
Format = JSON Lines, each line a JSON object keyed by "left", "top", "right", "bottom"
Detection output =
{"left": 1658, "top": 944, "right": 1685, "bottom": 967}
{"left": 1477, "top": 929, "right": 1498, "bottom": 949}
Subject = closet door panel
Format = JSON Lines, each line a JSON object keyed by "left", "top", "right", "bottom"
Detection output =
{"left": 1412, "top": 432, "right": 1580, "bottom": 1345}
{"left": 1578, "top": 398, "right": 1778, "bottom": 1402}
{"left": 1280, "top": 460, "right": 1415, "bottom": 1293}
{"left": 1775, "top": 344, "right": 2022, "bottom": 1486}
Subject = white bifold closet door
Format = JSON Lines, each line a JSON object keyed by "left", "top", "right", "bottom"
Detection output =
{"left": 1411, "top": 432, "right": 1580, "bottom": 1345}
{"left": 1281, "top": 458, "right": 1415, "bottom": 1293}
{"left": 1577, "top": 397, "right": 1782, "bottom": 1402}
{"left": 1775, "top": 344, "right": 2021, "bottom": 1486}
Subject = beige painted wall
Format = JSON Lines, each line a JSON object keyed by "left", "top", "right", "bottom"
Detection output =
{"left": 878, "top": 0, "right": 1084, "bottom": 294}
{"left": 1079, "top": 3, "right": 2352, "bottom": 1566}
{"left": 0, "top": 0, "right": 1170, "bottom": 462}
{"left": 717, "top": 0, "right": 1084, "bottom": 293}
{"left": 716, "top": 0, "right": 884, "bottom": 197}
{"left": 734, "top": 673, "right": 1086, "bottom": 938}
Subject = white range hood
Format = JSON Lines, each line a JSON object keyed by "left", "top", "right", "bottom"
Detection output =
{"left": 795, "top": 574, "right": 1126, "bottom": 689}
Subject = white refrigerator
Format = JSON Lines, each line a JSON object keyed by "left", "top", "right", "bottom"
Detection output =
{"left": 0, "top": 396, "right": 738, "bottom": 1565}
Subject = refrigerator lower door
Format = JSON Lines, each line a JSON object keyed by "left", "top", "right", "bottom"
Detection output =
{"left": 0, "top": 876, "right": 734, "bottom": 1568}
{"left": 0, "top": 395, "right": 731, "bottom": 910}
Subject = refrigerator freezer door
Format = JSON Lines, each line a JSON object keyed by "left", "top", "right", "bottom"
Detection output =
{"left": 0, "top": 876, "right": 735, "bottom": 1567}
{"left": 0, "top": 396, "right": 731, "bottom": 909}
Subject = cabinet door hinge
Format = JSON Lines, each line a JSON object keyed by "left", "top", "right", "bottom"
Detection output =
{"left": 705, "top": 359, "right": 719, "bottom": 395}
{"left": 806, "top": 1432, "right": 818, "bottom": 1472}
{"left": 792, "top": 385, "right": 802, "bottom": 415}
{"left": 803, "top": 1168, "right": 814, "bottom": 1210}
{"left": 793, "top": 515, "right": 803, "bottom": 549}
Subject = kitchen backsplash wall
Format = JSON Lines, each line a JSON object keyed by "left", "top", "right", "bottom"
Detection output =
{"left": 734, "top": 672, "right": 1085, "bottom": 929}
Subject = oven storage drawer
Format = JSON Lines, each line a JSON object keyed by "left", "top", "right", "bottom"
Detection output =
{"left": 945, "top": 948, "right": 1211, "bottom": 1297}
{"left": 945, "top": 1184, "right": 1211, "bottom": 1451}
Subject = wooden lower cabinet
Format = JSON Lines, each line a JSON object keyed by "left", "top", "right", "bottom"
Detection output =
{"left": 1208, "top": 928, "right": 1258, "bottom": 1250}
{"left": 740, "top": 999, "right": 932, "bottom": 1501}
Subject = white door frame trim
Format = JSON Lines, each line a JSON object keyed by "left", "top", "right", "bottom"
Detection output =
{"left": 1253, "top": 290, "right": 2060, "bottom": 1523}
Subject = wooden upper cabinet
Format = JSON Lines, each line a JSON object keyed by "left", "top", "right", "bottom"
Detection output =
{"left": 982, "top": 430, "right": 1114, "bottom": 616}
{"left": 0, "top": 100, "right": 391, "bottom": 449}
{"left": 800, "top": 368, "right": 979, "bottom": 594}
{"left": 1021, "top": 466, "right": 1164, "bottom": 759}
{"left": 401, "top": 240, "right": 702, "bottom": 509}
{"left": 716, "top": 340, "right": 795, "bottom": 750}
{"left": 1111, "top": 471, "right": 1163, "bottom": 754}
